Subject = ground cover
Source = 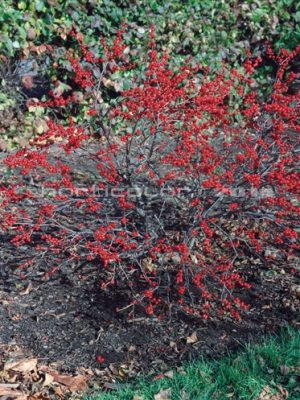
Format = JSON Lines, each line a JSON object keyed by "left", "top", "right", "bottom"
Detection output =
{"left": 84, "top": 328, "right": 300, "bottom": 400}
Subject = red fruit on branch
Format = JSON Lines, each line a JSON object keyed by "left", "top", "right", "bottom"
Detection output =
{"left": 1, "top": 27, "right": 299, "bottom": 321}
{"left": 95, "top": 355, "right": 105, "bottom": 363}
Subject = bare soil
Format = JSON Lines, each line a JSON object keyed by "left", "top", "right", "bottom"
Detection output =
{"left": 0, "top": 261, "right": 299, "bottom": 379}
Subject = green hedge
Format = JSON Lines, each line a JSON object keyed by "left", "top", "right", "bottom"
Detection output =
{"left": 1, "top": 0, "right": 299, "bottom": 149}
{"left": 1, "top": 0, "right": 300, "bottom": 66}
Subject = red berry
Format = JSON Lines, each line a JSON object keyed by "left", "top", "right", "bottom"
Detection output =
{"left": 96, "top": 355, "right": 105, "bottom": 363}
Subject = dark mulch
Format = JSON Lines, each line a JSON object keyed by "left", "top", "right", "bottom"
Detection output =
{"left": 0, "top": 261, "right": 299, "bottom": 383}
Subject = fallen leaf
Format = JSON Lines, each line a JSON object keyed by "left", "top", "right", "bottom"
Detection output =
{"left": 28, "top": 393, "right": 50, "bottom": 400}
{"left": 169, "top": 341, "right": 179, "bottom": 353}
{"left": 47, "top": 371, "right": 88, "bottom": 393}
{"left": 227, "top": 392, "right": 235, "bottom": 398}
{"left": 176, "top": 366, "right": 186, "bottom": 375}
{"left": 4, "top": 358, "right": 38, "bottom": 373}
{"left": 103, "top": 382, "right": 119, "bottom": 390}
{"left": 0, "top": 383, "right": 20, "bottom": 389}
{"left": 290, "top": 366, "right": 300, "bottom": 373}
{"left": 141, "top": 257, "right": 157, "bottom": 273}
{"left": 133, "top": 395, "right": 144, "bottom": 400}
{"left": 186, "top": 332, "right": 198, "bottom": 344}
{"left": 61, "top": 375, "right": 88, "bottom": 392}
{"left": 42, "top": 372, "right": 54, "bottom": 387}
{"left": 256, "top": 385, "right": 288, "bottom": 400}
{"left": 262, "top": 305, "right": 272, "bottom": 310}
{"left": 280, "top": 365, "right": 290, "bottom": 375}
{"left": 39, "top": 365, "right": 88, "bottom": 392}
{"left": 128, "top": 345, "right": 137, "bottom": 352}
{"left": 10, "top": 313, "right": 22, "bottom": 321}
{"left": 181, "top": 389, "right": 189, "bottom": 400}
{"left": 78, "top": 367, "right": 94, "bottom": 376}
{"left": 164, "top": 371, "right": 174, "bottom": 379}
{"left": 154, "top": 388, "right": 172, "bottom": 400}
{"left": 52, "top": 385, "right": 65, "bottom": 398}
{"left": 118, "top": 368, "right": 127, "bottom": 378}
{"left": 291, "top": 285, "right": 300, "bottom": 299}
{"left": 0, "top": 387, "right": 26, "bottom": 398}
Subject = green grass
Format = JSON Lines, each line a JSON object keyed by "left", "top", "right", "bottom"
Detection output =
{"left": 84, "top": 329, "right": 300, "bottom": 400}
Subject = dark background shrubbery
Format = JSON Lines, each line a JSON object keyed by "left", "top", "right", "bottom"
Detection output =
{"left": 0, "top": 0, "right": 299, "bottom": 149}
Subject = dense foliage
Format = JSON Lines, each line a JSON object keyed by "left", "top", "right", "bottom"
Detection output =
{"left": 1, "top": 0, "right": 300, "bottom": 149}
{"left": 1, "top": 0, "right": 300, "bottom": 60}
{"left": 0, "top": 28, "right": 299, "bottom": 321}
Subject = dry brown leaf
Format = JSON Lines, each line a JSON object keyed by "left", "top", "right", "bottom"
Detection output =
{"left": 42, "top": 372, "right": 54, "bottom": 387}
{"left": 256, "top": 385, "right": 288, "bottom": 400}
{"left": 0, "top": 383, "right": 20, "bottom": 389}
{"left": 78, "top": 367, "right": 94, "bottom": 376}
{"left": 227, "top": 392, "right": 235, "bottom": 398}
{"left": 169, "top": 341, "right": 179, "bottom": 353}
{"left": 52, "top": 385, "right": 65, "bottom": 398}
{"left": 4, "top": 358, "right": 38, "bottom": 373}
{"left": 291, "top": 285, "right": 300, "bottom": 299}
{"left": 59, "top": 375, "right": 88, "bottom": 392}
{"left": 19, "top": 283, "right": 33, "bottom": 296}
{"left": 154, "top": 388, "right": 172, "bottom": 400}
{"left": 262, "top": 305, "right": 272, "bottom": 310}
{"left": 36, "top": 365, "right": 88, "bottom": 392}
{"left": 276, "top": 386, "right": 288, "bottom": 399}
{"left": 280, "top": 365, "right": 290, "bottom": 375}
{"left": 164, "top": 370, "right": 174, "bottom": 379}
{"left": 133, "top": 395, "right": 144, "bottom": 400}
{"left": 28, "top": 393, "right": 50, "bottom": 400}
{"left": 46, "top": 371, "right": 88, "bottom": 393}
{"left": 141, "top": 258, "right": 157, "bottom": 273}
{"left": 10, "top": 313, "right": 22, "bottom": 321}
{"left": 38, "top": 366, "right": 59, "bottom": 379}
{"left": 290, "top": 366, "right": 300, "bottom": 373}
{"left": 103, "top": 382, "right": 119, "bottom": 390}
{"left": 186, "top": 332, "right": 198, "bottom": 344}
{"left": 0, "top": 386, "right": 26, "bottom": 398}
{"left": 1, "top": 370, "right": 18, "bottom": 383}
{"left": 181, "top": 390, "right": 189, "bottom": 400}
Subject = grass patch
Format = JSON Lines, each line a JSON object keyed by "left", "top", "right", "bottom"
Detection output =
{"left": 84, "top": 328, "right": 300, "bottom": 400}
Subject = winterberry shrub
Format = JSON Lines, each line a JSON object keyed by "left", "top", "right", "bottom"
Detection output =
{"left": 0, "top": 28, "right": 299, "bottom": 320}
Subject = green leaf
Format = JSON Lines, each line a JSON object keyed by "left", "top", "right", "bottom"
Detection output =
{"left": 35, "top": 0, "right": 45, "bottom": 12}
{"left": 294, "top": 11, "right": 300, "bottom": 22}
{"left": 12, "top": 40, "right": 20, "bottom": 48}
{"left": 17, "top": 1, "right": 26, "bottom": 10}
